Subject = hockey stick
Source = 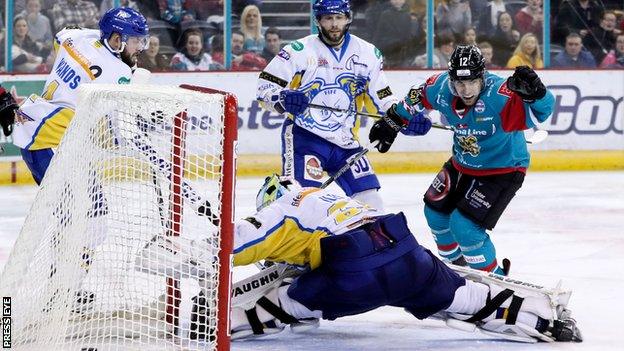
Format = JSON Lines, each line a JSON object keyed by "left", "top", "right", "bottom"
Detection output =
{"left": 308, "top": 103, "right": 452, "bottom": 131}
{"left": 319, "top": 147, "right": 369, "bottom": 189}
{"left": 129, "top": 129, "right": 220, "bottom": 226}
{"left": 308, "top": 103, "right": 548, "bottom": 144}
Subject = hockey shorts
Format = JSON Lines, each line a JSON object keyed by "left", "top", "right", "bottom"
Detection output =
{"left": 281, "top": 119, "right": 380, "bottom": 196}
{"left": 21, "top": 147, "right": 54, "bottom": 185}
{"left": 423, "top": 159, "right": 525, "bottom": 230}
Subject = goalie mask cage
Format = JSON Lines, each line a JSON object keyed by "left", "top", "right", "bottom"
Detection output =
{"left": 0, "top": 84, "right": 237, "bottom": 350}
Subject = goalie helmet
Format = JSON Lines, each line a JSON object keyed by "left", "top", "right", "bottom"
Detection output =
{"left": 448, "top": 45, "right": 486, "bottom": 82}
{"left": 99, "top": 7, "right": 149, "bottom": 51}
{"left": 255, "top": 174, "right": 299, "bottom": 211}
{"left": 312, "top": 0, "right": 352, "bottom": 19}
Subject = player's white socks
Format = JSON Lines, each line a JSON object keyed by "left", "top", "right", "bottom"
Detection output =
{"left": 352, "top": 189, "right": 384, "bottom": 212}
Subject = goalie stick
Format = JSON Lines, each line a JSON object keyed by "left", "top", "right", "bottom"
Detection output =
{"left": 128, "top": 122, "right": 220, "bottom": 226}
{"left": 308, "top": 103, "right": 549, "bottom": 145}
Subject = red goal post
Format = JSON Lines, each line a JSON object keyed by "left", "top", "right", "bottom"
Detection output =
{"left": 0, "top": 83, "right": 238, "bottom": 350}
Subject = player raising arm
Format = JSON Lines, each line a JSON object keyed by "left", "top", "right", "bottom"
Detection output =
{"left": 367, "top": 45, "right": 555, "bottom": 275}
{"left": 174, "top": 175, "right": 581, "bottom": 343}
{"left": 256, "top": 0, "right": 430, "bottom": 212}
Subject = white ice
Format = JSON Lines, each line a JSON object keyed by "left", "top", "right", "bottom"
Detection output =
{"left": 1, "top": 172, "right": 622, "bottom": 350}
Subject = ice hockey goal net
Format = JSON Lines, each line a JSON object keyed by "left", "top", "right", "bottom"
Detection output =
{"left": 0, "top": 84, "right": 237, "bottom": 350}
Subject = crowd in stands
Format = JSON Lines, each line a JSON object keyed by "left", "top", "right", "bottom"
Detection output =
{"left": 0, "top": 0, "right": 623, "bottom": 72}
{"left": 360, "top": 0, "right": 623, "bottom": 69}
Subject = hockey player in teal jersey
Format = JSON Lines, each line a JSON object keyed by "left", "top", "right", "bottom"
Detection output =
{"left": 368, "top": 45, "right": 555, "bottom": 274}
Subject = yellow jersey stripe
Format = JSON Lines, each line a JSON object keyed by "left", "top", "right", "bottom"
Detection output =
{"left": 26, "top": 107, "right": 75, "bottom": 150}
{"left": 233, "top": 216, "right": 328, "bottom": 269}
{"left": 61, "top": 41, "right": 96, "bottom": 80}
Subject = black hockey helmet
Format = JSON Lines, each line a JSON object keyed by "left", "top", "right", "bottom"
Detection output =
{"left": 448, "top": 45, "right": 486, "bottom": 81}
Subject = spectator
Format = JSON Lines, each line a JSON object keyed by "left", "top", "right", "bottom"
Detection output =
{"left": 583, "top": 10, "right": 619, "bottom": 63}
{"left": 409, "top": 12, "right": 427, "bottom": 58}
{"left": 12, "top": 17, "right": 47, "bottom": 73}
{"left": 50, "top": 0, "right": 99, "bottom": 31}
{"left": 515, "top": 0, "right": 543, "bottom": 40}
{"left": 158, "top": 0, "right": 188, "bottom": 24}
{"left": 479, "top": 41, "right": 501, "bottom": 68}
{"left": 260, "top": 27, "right": 281, "bottom": 62}
{"left": 364, "top": 0, "right": 387, "bottom": 42}
{"left": 137, "top": 35, "right": 170, "bottom": 71}
{"left": 477, "top": 0, "right": 506, "bottom": 39}
{"left": 99, "top": 0, "right": 140, "bottom": 17}
{"left": 232, "top": 31, "right": 266, "bottom": 69}
{"left": 462, "top": 26, "right": 478, "bottom": 45}
{"left": 209, "top": 34, "right": 224, "bottom": 66}
{"left": 488, "top": 11, "right": 520, "bottom": 66}
{"left": 373, "top": 0, "right": 413, "bottom": 67}
{"left": 552, "top": 32, "right": 597, "bottom": 67}
{"left": 506, "top": 32, "right": 543, "bottom": 68}
{"left": 18, "top": 0, "right": 53, "bottom": 55}
{"left": 240, "top": 5, "right": 264, "bottom": 53}
{"left": 184, "top": 0, "right": 223, "bottom": 21}
{"left": 133, "top": 0, "right": 161, "bottom": 20}
{"left": 599, "top": 33, "right": 624, "bottom": 68}
{"left": 412, "top": 32, "right": 455, "bottom": 68}
{"left": 13, "top": 0, "right": 57, "bottom": 16}
{"left": 211, "top": 31, "right": 267, "bottom": 70}
{"left": 554, "top": 0, "right": 605, "bottom": 44}
{"left": 436, "top": 0, "right": 472, "bottom": 38}
{"left": 170, "top": 28, "right": 222, "bottom": 71}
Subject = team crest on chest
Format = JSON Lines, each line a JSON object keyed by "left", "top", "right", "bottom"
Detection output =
{"left": 458, "top": 135, "right": 481, "bottom": 157}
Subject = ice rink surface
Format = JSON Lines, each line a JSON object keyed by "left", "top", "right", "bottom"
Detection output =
{"left": 1, "top": 171, "right": 623, "bottom": 351}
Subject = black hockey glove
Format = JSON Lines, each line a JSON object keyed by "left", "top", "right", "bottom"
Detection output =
{"left": 369, "top": 104, "right": 407, "bottom": 153}
{"left": 0, "top": 87, "right": 18, "bottom": 137}
{"left": 506, "top": 66, "right": 546, "bottom": 102}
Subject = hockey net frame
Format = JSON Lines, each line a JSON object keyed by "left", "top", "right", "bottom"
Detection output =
{"left": 0, "top": 83, "right": 237, "bottom": 350}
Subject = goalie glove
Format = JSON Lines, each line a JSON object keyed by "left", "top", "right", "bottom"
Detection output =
{"left": 506, "top": 66, "right": 547, "bottom": 102}
{"left": 368, "top": 103, "right": 408, "bottom": 153}
{"left": 0, "top": 87, "right": 18, "bottom": 136}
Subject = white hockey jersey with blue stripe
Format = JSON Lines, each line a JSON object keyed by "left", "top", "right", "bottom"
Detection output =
{"left": 12, "top": 28, "right": 133, "bottom": 150}
{"left": 257, "top": 33, "right": 399, "bottom": 149}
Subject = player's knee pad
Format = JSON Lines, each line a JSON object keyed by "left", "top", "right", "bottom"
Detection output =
{"left": 352, "top": 188, "right": 384, "bottom": 212}
{"left": 449, "top": 210, "right": 486, "bottom": 247}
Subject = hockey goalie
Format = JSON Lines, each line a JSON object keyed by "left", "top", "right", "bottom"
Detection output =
{"left": 149, "top": 175, "right": 583, "bottom": 344}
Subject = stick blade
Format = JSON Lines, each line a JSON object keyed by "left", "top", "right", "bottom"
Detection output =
{"left": 527, "top": 130, "right": 548, "bottom": 144}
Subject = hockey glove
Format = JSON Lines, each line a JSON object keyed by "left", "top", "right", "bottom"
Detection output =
{"left": 506, "top": 66, "right": 546, "bottom": 102}
{"left": 369, "top": 104, "right": 407, "bottom": 153}
{"left": 279, "top": 90, "right": 309, "bottom": 116}
{"left": 0, "top": 87, "right": 18, "bottom": 136}
{"left": 400, "top": 112, "right": 432, "bottom": 136}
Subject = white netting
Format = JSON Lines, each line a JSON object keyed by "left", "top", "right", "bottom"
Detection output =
{"left": 0, "top": 84, "right": 234, "bottom": 350}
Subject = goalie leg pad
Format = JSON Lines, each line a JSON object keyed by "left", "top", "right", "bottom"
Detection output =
{"left": 445, "top": 265, "right": 582, "bottom": 342}
{"left": 230, "top": 283, "right": 319, "bottom": 341}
